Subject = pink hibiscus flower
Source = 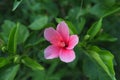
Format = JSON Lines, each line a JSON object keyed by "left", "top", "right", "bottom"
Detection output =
{"left": 44, "top": 21, "right": 79, "bottom": 63}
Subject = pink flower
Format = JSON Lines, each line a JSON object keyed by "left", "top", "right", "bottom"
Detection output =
{"left": 44, "top": 21, "right": 79, "bottom": 63}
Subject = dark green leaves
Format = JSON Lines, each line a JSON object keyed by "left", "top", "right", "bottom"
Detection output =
{"left": 96, "top": 33, "right": 117, "bottom": 42}
{"left": 0, "top": 64, "right": 20, "bottom": 80}
{"left": 21, "top": 56, "right": 44, "bottom": 70}
{"left": 7, "top": 23, "right": 19, "bottom": 54}
{"left": 89, "top": 4, "right": 120, "bottom": 18}
{"left": 78, "top": 18, "right": 86, "bottom": 34}
{"left": 1, "top": 20, "right": 29, "bottom": 54}
{"left": 87, "top": 18, "right": 103, "bottom": 39}
{"left": 1, "top": 0, "right": 119, "bottom": 79}
{"left": 83, "top": 57, "right": 111, "bottom": 80}
{"left": 101, "top": 0, "right": 115, "bottom": 7}
{"left": 66, "top": 21, "right": 78, "bottom": 34}
{"left": 0, "top": 58, "right": 9, "bottom": 68}
{"left": 87, "top": 46, "right": 116, "bottom": 80}
{"left": 0, "top": 39, "right": 4, "bottom": 49}
{"left": 102, "top": 6, "right": 120, "bottom": 18}
{"left": 12, "top": 0, "right": 23, "bottom": 11}
{"left": 17, "top": 24, "right": 29, "bottom": 44}
{"left": 29, "top": 16, "right": 48, "bottom": 30}
{"left": 0, "top": 20, "right": 15, "bottom": 42}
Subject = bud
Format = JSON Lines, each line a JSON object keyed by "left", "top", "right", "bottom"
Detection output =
{"left": 14, "top": 55, "right": 21, "bottom": 63}
{"left": 84, "top": 35, "right": 90, "bottom": 40}
{"left": 1, "top": 46, "right": 7, "bottom": 52}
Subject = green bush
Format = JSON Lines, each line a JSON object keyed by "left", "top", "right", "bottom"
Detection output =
{"left": 0, "top": 0, "right": 120, "bottom": 80}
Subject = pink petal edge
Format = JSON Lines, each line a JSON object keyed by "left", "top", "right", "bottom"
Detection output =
{"left": 44, "top": 45, "right": 60, "bottom": 59}
{"left": 44, "top": 27, "right": 63, "bottom": 46}
{"left": 57, "top": 21, "right": 69, "bottom": 42}
{"left": 67, "top": 35, "right": 79, "bottom": 49}
{"left": 59, "top": 49, "right": 75, "bottom": 63}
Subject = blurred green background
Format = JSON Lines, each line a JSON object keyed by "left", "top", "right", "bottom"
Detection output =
{"left": 0, "top": 0, "right": 120, "bottom": 80}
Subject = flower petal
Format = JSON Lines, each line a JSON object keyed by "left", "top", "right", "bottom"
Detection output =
{"left": 44, "top": 45, "right": 60, "bottom": 59}
{"left": 44, "top": 27, "right": 63, "bottom": 46}
{"left": 57, "top": 21, "right": 69, "bottom": 42}
{"left": 67, "top": 35, "right": 79, "bottom": 49}
{"left": 59, "top": 49, "right": 75, "bottom": 63}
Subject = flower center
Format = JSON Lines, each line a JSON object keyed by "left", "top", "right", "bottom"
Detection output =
{"left": 60, "top": 41, "right": 68, "bottom": 48}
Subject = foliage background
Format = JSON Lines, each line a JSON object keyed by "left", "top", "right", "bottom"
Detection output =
{"left": 0, "top": 0, "right": 120, "bottom": 80}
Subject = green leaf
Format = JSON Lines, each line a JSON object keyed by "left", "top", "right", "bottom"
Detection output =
{"left": 1, "top": 20, "right": 29, "bottom": 44}
{"left": 102, "top": 0, "right": 115, "bottom": 7}
{"left": 29, "top": 16, "right": 48, "bottom": 30}
{"left": 32, "top": 70, "right": 45, "bottom": 80}
{"left": 42, "top": 1, "right": 58, "bottom": 18}
{"left": 67, "top": 7, "right": 87, "bottom": 21}
{"left": 12, "top": 0, "right": 22, "bottom": 11}
{"left": 96, "top": 33, "right": 117, "bottom": 42}
{"left": 91, "top": 0, "right": 115, "bottom": 7}
{"left": 87, "top": 46, "right": 116, "bottom": 80}
{"left": 90, "top": 46, "right": 115, "bottom": 74}
{"left": 0, "top": 64, "right": 20, "bottom": 80}
{"left": 0, "top": 20, "right": 15, "bottom": 42}
{"left": 1, "top": 20, "right": 15, "bottom": 34}
{"left": 7, "top": 23, "right": 19, "bottom": 54}
{"left": 0, "top": 58, "right": 9, "bottom": 68}
{"left": 87, "top": 18, "right": 103, "bottom": 39}
{"left": 66, "top": 21, "right": 78, "bottom": 34}
{"left": 55, "top": 18, "right": 64, "bottom": 23}
{"left": 17, "top": 24, "right": 29, "bottom": 44}
{"left": 78, "top": 18, "right": 86, "bottom": 34}
{"left": 89, "top": 4, "right": 120, "bottom": 18}
{"left": 21, "top": 56, "right": 44, "bottom": 70}
{"left": 83, "top": 58, "right": 111, "bottom": 80}
{"left": 25, "top": 37, "right": 45, "bottom": 48}
{"left": 102, "top": 6, "right": 120, "bottom": 18}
